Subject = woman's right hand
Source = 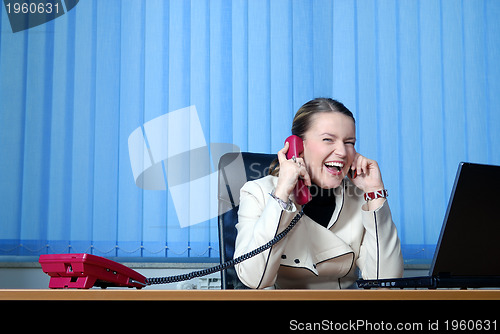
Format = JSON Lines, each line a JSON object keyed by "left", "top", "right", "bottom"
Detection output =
{"left": 274, "top": 141, "right": 312, "bottom": 201}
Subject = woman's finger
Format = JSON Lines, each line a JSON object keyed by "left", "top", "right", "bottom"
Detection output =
{"left": 295, "top": 157, "right": 305, "bottom": 167}
{"left": 299, "top": 165, "right": 312, "bottom": 187}
{"left": 277, "top": 141, "right": 289, "bottom": 164}
{"left": 351, "top": 152, "right": 360, "bottom": 172}
{"left": 356, "top": 155, "right": 364, "bottom": 175}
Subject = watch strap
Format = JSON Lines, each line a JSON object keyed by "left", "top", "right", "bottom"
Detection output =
{"left": 364, "top": 189, "right": 388, "bottom": 201}
{"left": 269, "top": 190, "right": 294, "bottom": 211}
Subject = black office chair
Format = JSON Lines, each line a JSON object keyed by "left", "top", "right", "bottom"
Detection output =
{"left": 217, "top": 152, "right": 277, "bottom": 289}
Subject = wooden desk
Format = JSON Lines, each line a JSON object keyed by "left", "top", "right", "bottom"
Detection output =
{"left": 1, "top": 289, "right": 499, "bottom": 301}
{"left": 3, "top": 289, "right": 498, "bottom": 332}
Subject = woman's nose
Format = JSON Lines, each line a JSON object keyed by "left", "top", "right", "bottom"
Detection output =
{"left": 334, "top": 143, "right": 347, "bottom": 158}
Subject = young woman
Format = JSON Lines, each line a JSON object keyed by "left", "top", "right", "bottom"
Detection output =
{"left": 234, "top": 98, "right": 403, "bottom": 289}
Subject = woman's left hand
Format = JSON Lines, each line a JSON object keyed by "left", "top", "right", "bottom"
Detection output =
{"left": 348, "top": 152, "right": 385, "bottom": 193}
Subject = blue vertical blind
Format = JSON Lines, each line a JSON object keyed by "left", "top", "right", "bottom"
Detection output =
{"left": 0, "top": 0, "right": 499, "bottom": 262}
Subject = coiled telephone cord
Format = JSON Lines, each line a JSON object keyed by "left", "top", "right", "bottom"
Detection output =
{"left": 145, "top": 209, "right": 304, "bottom": 286}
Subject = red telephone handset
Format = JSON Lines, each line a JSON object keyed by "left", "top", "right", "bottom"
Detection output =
{"left": 285, "top": 135, "right": 312, "bottom": 205}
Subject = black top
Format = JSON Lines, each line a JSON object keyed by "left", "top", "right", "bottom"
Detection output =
{"left": 302, "top": 184, "right": 336, "bottom": 228}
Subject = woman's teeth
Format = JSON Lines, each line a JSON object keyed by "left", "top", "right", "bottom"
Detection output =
{"left": 325, "top": 161, "right": 343, "bottom": 172}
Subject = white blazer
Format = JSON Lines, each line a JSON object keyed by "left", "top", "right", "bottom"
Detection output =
{"left": 234, "top": 175, "right": 404, "bottom": 289}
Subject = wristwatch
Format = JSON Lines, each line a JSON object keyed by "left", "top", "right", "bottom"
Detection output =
{"left": 269, "top": 190, "right": 294, "bottom": 211}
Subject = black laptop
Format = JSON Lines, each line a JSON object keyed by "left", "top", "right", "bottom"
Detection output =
{"left": 357, "top": 162, "right": 500, "bottom": 289}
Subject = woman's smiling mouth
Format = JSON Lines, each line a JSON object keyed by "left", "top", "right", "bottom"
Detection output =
{"left": 324, "top": 161, "right": 344, "bottom": 176}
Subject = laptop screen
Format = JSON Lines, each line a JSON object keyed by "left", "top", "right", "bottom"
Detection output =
{"left": 430, "top": 162, "right": 500, "bottom": 277}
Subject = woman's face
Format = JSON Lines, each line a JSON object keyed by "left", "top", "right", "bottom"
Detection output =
{"left": 302, "top": 112, "right": 356, "bottom": 189}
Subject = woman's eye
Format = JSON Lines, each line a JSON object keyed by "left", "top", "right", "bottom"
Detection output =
{"left": 323, "top": 138, "right": 333, "bottom": 142}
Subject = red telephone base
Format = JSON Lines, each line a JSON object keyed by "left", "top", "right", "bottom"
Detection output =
{"left": 39, "top": 253, "right": 147, "bottom": 289}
